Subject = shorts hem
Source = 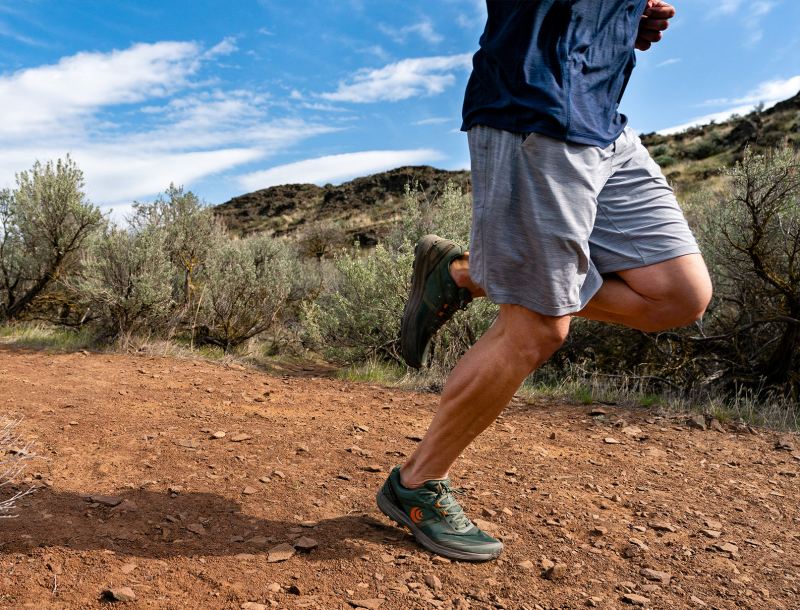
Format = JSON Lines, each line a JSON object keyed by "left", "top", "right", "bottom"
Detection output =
{"left": 596, "top": 245, "right": 701, "bottom": 274}
{"left": 484, "top": 289, "right": 587, "bottom": 318}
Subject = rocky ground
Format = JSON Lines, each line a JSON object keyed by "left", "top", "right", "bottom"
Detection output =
{"left": 0, "top": 347, "right": 798, "bottom": 609}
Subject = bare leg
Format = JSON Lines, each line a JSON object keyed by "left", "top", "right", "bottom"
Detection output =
{"left": 451, "top": 253, "right": 711, "bottom": 332}
{"left": 401, "top": 305, "right": 569, "bottom": 487}
{"left": 401, "top": 253, "right": 711, "bottom": 487}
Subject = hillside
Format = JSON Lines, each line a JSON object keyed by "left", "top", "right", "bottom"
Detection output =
{"left": 215, "top": 166, "right": 469, "bottom": 242}
{"left": 3, "top": 347, "right": 799, "bottom": 608}
{"left": 215, "top": 91, "right": 800, "bottom": 238}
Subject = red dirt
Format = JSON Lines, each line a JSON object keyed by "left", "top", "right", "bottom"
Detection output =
{"left": 1, "top": 347, "right": 798, "bottom": 609}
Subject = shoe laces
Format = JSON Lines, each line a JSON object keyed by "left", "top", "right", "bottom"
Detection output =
{"left": 430, "top": 481, "right": 471, "bottom": 530}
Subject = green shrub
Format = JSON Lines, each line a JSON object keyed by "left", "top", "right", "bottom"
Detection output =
{"left": 75, "top": 226, "right": 174, "bottom": 339}
{"left": 195, "top": 235, "right": 294, "bottom": 351}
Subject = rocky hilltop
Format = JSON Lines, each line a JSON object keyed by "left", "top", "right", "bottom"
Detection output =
{"left": 215, "top": 165, "right": 469, "bottom": 242}
{"left": 215, "top": 90, "right": 800, "bottom": 238}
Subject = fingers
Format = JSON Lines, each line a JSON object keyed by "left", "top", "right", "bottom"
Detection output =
{"left": 641, "top": 18, "right": 670, "bottom": 32}
{"left": 637, "top": 29, "right": 664, "bottom": 44}
{"left": 644, "top": 0, "right": 676, "bottom": 19}
{"left": 635, "top": 39, "right": 652, "bottom": 51}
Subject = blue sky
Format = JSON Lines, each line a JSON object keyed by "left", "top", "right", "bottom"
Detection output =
{"left": 1, "top": 0, "right": 798, "bottom": 217}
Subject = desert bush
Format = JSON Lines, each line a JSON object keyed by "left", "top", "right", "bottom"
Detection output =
{"left": 304, "top": 182, "right": 498, "bottom": 367}
{"left": 195, "top": 234, "right": 294, "bottom": 351}
{"left": 129, "top": 185, "right": 221, "bottom": 310}
{"left": 74, "top": 226, "right": 174, "bottom": 339}
{"left": 691, "top": 145, "right": 800, "bottom": 394}
{"left": 0, "top": 156, "right": 102, "bottom": 321}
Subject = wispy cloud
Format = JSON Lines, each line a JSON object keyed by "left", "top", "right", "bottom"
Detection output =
{"left": 413, "top": 117, "right": 451, "bottom": 126}
{"left": 0, "top": 41, "right": 338, "bottom": 206}
{"left": 238, "top": 149, "right": 446, "bottom": 190}
{"left": 712, "top": 0, "right": 778, "bottom": 45}
{"left": 379, "top": 20, "right": 443, "bottom": 45}
{"left": 321, "top": 54, "right": 472, "bottom": 103}
{"left": 656, "top": 58, "right": 681, "bottom": 68}
{"left": 657, "top": 74, "right": 800, "bottom": 134}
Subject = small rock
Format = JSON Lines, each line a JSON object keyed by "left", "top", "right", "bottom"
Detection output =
{"left": 348, "top": 600, "right": 384, "bottom": 610}
{"left": 267, "top": 583, "right": 281, "bottom": 593}
{"left": 648, "top": 522, "right": 677, "bottom": 533}
{"left": 211, "top": 431, "right": 226, "bottom": 439}
{"left": 590, "top": 407, "right": 608, "bottom": 416}
{"left": 518, "top": 560, "right": 535, "bottom": 570}
{"left": 241, "top": 603, "right": 267, "bottom": 610}
{"left": 622, "top": 426, "right": 644, "bottom": 438}
{"left": 701, "top": 529, "right": 722, "bottom": 539}
{"left": 604, "top": 437, "right": 621, "bottom": 445}
{"left": 363, "top": 464, "right": 383, "bottom": 473}
{"left": 712, "top": 542, "right": 739, "bottom": 557}
{"left": 587, "top": 597, "right": 603, "bottom": 607}
{"left": 482, "top": 507, "right": 497, "bottom": 518}
{"left": 120, "top": 563, "right": 137, "bottom": 575}
{"left": 294, "top": 536, "right": 318, "bottom": 551}
{"left": 709, "top": 419, "right": 725, "bottom": 433}
{"left": 640, "top": 568, "right": 672, "bottom": 585}
{"left": 267, "top": 543, "right": 295, "bottom": 562}
{"left": 424, "top": 574, "right": 442, "bottom": 590}
{"left": 542, "top": 563, "right": 568, "bottom": 580}
{"left": 621, "top": 593, "right": 649, "bottom": 606}
{"left": 101, "top": 587, "right": 136, "bottom": 602}
{"left": 230, "top": 433, "right": 253, "bottom": 442}
{"left": 242, "top": 486, "right": 258, "bottom": 495}
{"left": 175, "top": 439, "right": 200, "bottom": 449}
{"left": 689, "top": 595, "right": 707, "bottom": 607}
{"left": 186, "top": 523, "right": 206, "bottom": 535}
{"left": 89, "top": 495, "right": 123, "bottom": 507}
{"left": 591, "top": 527, "right": 608, "bottom": 536}
{"left": 541, "top": 558, "right": 555, "bottom": 571}
{"left": 272, "top": 470, "right": 286, "bottom": 479}
{"left": 774, "top": 438, "right": 795, "bottom": 451}
{"left": 686, "top": 414, "right": 707, "bottom": 430}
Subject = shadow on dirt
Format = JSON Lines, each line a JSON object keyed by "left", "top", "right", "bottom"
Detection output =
{"left": 0, "top": 486, "right": 412, "bottom": 561}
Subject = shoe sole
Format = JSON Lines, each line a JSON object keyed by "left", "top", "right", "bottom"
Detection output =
{"left": 400, "top": 235, "right": 455, "bottom": 369}
{"left": 376, "top": 487, "right": 502, "bottom": 562}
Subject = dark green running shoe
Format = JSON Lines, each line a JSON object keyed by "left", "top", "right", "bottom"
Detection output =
{"left": 376, "top": 466, "right": 503, "bottom": 562}
{"left": 401, "top": 234, "right": 472, "bottom": 369}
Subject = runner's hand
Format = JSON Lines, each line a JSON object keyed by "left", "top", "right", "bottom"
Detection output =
{"left": 636, "top": 0, "right": 675, "bottom": 51}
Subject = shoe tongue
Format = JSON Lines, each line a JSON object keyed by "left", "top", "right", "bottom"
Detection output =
{"left": 422, "top": 478, "right": 450, "bottom": 493}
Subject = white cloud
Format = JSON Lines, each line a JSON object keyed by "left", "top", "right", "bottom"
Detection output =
{"left": 0, "top": 42, "right": 340, "bottom": 207}
{"left": 711, "top": 0, "right": 778, "bottom": 46}
{"left": 321, "top": 54, "right": 472, "bottom": 103}
{"left": 0, "top": 41, "right": 201, "bottom": 139}
{"left": 239, "top": 149, "right": 446, "bottom": 190}
{"left": 203, "top": 36, "right": 238, "bottom": 59}
{"left": 379, "top": 20, "right": 443, "bottom": 45}
{"left": 413, "top": 117, "right": 451, "bottom": 126}
{"left": 657, "top": 74, "right": 800, "bottom": 134}
{"left": 656, "top": 58, "right": 681, "bottom": 68}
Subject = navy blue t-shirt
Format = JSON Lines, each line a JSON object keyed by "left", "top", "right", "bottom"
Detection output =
{"left": 461, "top": 0, "right": 648, "bottom": 147}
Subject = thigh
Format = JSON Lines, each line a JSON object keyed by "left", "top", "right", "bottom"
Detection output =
{"left": 590, "top": 127, "right": 700, "bottom": 274}
{"left": 468, "top": 126, "right": 613, "bottom": 317}
{"left": 616, "top": 253, "right": 712, "bottom": 303}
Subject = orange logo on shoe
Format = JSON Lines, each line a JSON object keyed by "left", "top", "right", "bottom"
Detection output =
{"left": 409, "top": 507, "right": 424, "bottom": 523}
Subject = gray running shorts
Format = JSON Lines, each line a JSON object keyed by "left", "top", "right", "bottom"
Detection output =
{"left": 467, "top": 125, "right": 700, "bottom": 317}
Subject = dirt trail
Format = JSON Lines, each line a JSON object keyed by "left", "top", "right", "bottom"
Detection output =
{"left": 0, "top": 347, "right": 798, "bottom": 610}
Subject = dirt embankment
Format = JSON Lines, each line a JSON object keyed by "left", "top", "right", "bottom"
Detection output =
{"left": 1, "top": 348, "right": 798, "bottom": 609}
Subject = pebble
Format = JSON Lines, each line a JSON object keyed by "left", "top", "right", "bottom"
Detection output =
{"left": 640, "top": 568, "right": 672, "bottom": 585}
{"left": 230, "top": 433, "right": 253, "bottom": 442}
{"left": 622, "top": 593, "right": 650, "bottom": 606}
{"left": 241, "top": 603, "right": 267, "bottom": 610}
{"left": 89, "top": 495, "right": 123, "bottom": 507}
{"left": 211, "top": 431, "right": 226, "bottom": 439}
{"left": 604, "top": 437, "right": 621, "bottom": 445}
{"left": 267, "top": 583, "right": 281, "bottom": 593}
{"left": 267, "top": 543, "right": 296, "bottom": 562}
{"left": 348, "top": 600, "right": 384, "bottom": 609}
{"left": 120, "top": 563, "right": 137, "bottom": 575}
{"left": 424, "top": 574, "right": 442, "bottom": 590}
{"left": 701, "top": 529, "right": 722, "bottom": 539}
{"left": 101, "top": 587, "right": 136, "bottom": 602}
{"left": 294, "top": 536, "right": 319, "bottom": 551}
{"left": 242, "top": 486, "right": 258, "bottom": 495}
{"left": 186, "top": 523, "right": 205, "bottom": 535}
{"left": 542, "top": 563, "right": 568, "bottom": 580}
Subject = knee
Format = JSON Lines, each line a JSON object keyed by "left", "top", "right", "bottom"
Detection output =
{"left": 648, "top": 274, "right": 713, "bottom": 331}
{"left": 498, "top": 305, "right": 569, "bottom": 371}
